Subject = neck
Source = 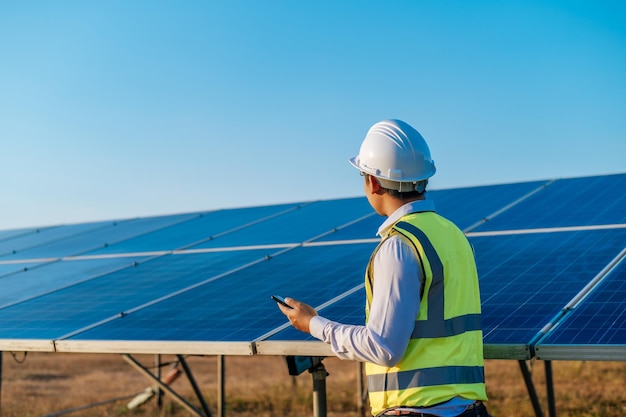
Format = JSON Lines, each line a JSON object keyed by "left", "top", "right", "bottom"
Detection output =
{"left": 380, "top": 195, "right": 424, "bottom": 217}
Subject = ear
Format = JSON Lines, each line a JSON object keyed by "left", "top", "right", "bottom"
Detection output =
{"left": 367, "top": 176, "right": 381, "bottom": 194}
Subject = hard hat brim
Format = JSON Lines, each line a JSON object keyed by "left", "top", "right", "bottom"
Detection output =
{"left": 348, "top": 155, "right": 435, "bottom": 183}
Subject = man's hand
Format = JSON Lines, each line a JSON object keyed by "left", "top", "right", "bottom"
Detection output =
{"left": 276, "top": 297, "right": 318, "bottom": 334}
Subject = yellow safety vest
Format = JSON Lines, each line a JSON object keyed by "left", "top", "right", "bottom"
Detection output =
{"left": 365, "top": 211, "right": 487, "bottom": 415}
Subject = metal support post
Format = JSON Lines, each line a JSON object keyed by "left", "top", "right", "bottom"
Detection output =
{"left": 544, "top": 360, "right": 556, "bottom": 417}
{"left": 217, "top": 355, "right": 225, "bottom": 417}
{"left": 356, "top": 361, "right": 367, "bottom": 417}
{"left": 518, "top": 360, "right": 545, "bottom": 417}
{"left": 311, "top": 359, "right": 328, "bottom": 417}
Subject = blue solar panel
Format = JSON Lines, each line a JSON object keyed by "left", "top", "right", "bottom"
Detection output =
{"left": 537, "top": 258, "right": 626, "bottom": 348}
{"left": 0, "top": 262, "right": 38, "bottom": 278}
{"left": 65, "top": 243, "right": 375, "bottom": 342}
{"left": 3, "top": 213, "right": 197, "bottom": 261}
{"left": 311, "top": 213, "right": 379, "bottom": 242}
{"left": 472, "top": 228, "right": 626, "bottom": 345}
{"left": 0, "top": 222, "right": 113, "bottom": 258}
{"left": 0, "top": 257, "right": 148, "bottom": 308}
{"left": 0, "top": 227, "right": 40, "bottom": 242}
{"left": 429, "top": 180, "right": 549, "bottom": 231}
{"left": 267, "top": 286, "right": 367, "bottom": 342}
{"left": 267, "top": 228, "right": 626, "bottom": 356}
{"left": 84, "top": 203, "right": 303, "bottom": 255}
{"left": 0, "top": 173, "right": 624, "bottom": 361}
{"left": 0, "top": 250, "right": 273, "bottom": 339}
{"left": 314, "top": 180, "right": 549, "bottom": 242}
{"left": 474, "top": 174, "right": 626, "bottom": 231}
{"left": 191, "top": 198, "right": 373, "bottom": 248}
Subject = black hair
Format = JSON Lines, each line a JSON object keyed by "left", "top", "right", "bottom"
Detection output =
{"left": 384, "top": 187, "right": 425, "bottom": 200}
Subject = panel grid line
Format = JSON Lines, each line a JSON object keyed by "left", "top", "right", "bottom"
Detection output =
{"left": 463, "top": 179, "right": 555, "bottom": 232}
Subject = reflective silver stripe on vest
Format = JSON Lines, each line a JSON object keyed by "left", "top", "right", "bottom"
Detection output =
{"left": 367, "top": 366, "right": 485, "bottom": 392}
{"left": 393, "top": 221, "right": 482, "bottom": 338}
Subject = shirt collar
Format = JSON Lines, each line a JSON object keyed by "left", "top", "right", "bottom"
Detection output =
{"left": 377, "top": 198, "right": 437, "bottom": 237}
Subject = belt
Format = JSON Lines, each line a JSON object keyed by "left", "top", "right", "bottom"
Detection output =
{"left": 381, "top": 411, "right": 437, "bottom": 416}
{"left": 380, "top": 401, "right": 484, "bottom": 416}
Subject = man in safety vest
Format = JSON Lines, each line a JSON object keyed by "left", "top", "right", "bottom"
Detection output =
{"left": 277, "top": 119, "right": 492, "bottom": 417}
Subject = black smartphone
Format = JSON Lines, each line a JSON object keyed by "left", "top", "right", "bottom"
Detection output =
{"left": 271, "top": 295, "right": 293, "bottom": 309}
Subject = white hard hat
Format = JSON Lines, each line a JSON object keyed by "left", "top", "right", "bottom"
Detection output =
{"left": 349, "top": 119, "right": 436, "bottom": 192}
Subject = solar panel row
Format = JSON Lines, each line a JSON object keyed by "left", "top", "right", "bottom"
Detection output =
{"left": 1, "top": 173, "right": 624, "bottom": 361}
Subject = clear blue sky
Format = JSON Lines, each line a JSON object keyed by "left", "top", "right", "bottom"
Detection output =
{"left": 1, "top": 1, "right": 625, "bottom": 231}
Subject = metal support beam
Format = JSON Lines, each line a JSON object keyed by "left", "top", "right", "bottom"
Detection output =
{"left": 123, "top": 354, "right": 207, "bottom": 417}
{"left": 177, "top": 355, "right": 213, "bottom": 417}
{"left": 518, "top": 360, "right": 545, "bottom": 417}
{"left": 544, "top": 360, "right": 556, "bottom": 417}
{"left": 311, "top": 360, "right": 328, "bottom": 417}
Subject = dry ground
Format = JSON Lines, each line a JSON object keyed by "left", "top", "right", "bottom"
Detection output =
{"left": 1, "top": 352, "right": 625, "bottom": 417}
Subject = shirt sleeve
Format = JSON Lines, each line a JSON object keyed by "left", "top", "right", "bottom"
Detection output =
{"left": 309, "top": 235, "right": 422, "bottom": 367}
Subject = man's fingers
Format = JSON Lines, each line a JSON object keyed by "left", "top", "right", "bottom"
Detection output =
{"left": 277, "top": 303, "right": 292, "bottom": 314}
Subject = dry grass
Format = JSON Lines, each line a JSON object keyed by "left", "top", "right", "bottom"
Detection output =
{"left": 2, "top": 352, "right": 625, "bottom": 417}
